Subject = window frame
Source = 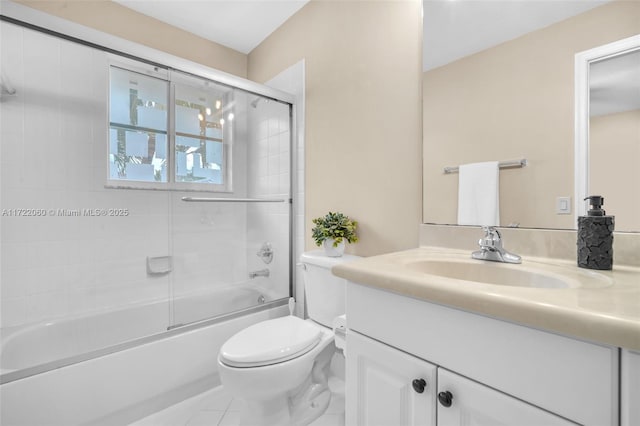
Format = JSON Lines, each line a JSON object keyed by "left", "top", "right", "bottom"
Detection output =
{"left": 106, "top": 56, "right": 233, "bottom": 192}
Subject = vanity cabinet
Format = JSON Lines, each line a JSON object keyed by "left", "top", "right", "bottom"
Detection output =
{"left": 347, "top": 331, "right": 575, "bottom": 426}
{"left": 346, "top": 331, "right": 437, "bottom": 425}
{"left": 346, "top": 281, "right": 620, "bottom": 426}
{"left": 621, "top": 349, "right": 640, "bottom": 426}
{"left": 436, "top": 368, "right": 576, "bottom": 426}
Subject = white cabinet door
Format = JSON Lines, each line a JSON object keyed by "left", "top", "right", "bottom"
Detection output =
{"left": 346, "top": 331, "right": 437, "bottom": 426}
{"left": 437, "top": 368, "right": 577, "bottom": 426}
{"left": 622, "top": 349, "right": 640, "bottom": 426}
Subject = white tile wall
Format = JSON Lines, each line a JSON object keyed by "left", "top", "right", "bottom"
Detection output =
{"left": 246, "top": 97, "right": 290, "bottom": 301}
{"left": 247, "top": 60, "right": 305, "bottom": 316}
{"left": 0, "top": 23, "right": 302, "bottom": 334}
{"left": 0, "top": 23, "right": 173, "bottom": 329}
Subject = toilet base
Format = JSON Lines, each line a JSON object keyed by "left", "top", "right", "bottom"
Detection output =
{"left": 235, "top": 340, "right": 335, "bottom": 426}
{"left": 237, "top": 385, "right": 331, "bottom": 426}
{"left": 291, "top": 385, "right": 331, "bottom": 426}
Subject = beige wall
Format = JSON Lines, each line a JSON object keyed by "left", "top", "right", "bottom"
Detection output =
{"left": 590, "top": 109, "right": 640, "bottom": 231}
{"left": 248, "top": 0, "right": 423, "bottom": 256}
{"left": 11, "top": 0, "right": 423, "bottom": 256}
{"left": 423, "top": 0, "right": 640, "bottom": 230}
{"left": 13, "top": 0, "right": 247, "bottom": 77}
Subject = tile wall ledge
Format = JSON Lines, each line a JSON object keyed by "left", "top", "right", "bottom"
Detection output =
{"left": 419, "top": 224, "right": 640, "bottom": 268}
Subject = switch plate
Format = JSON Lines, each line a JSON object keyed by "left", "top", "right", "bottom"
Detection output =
{"left": 556, "top": 196, "right": 571, "bottom": 214}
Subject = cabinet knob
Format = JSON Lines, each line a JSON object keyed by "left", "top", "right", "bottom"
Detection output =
{"left": 412, "top": 378, "right": 427, "bottom": 393}
{"left": 438, "top": 391, "right": 453, "bottom": 407}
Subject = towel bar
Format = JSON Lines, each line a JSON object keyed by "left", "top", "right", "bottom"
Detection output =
{"left": 181, "top": 197, "right": 287, "bottom": 203}
{"left": 444, "top": 159, "right": 527, "bottom": 174}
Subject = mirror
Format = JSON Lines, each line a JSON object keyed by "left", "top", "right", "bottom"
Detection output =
{"left": 575, "top": 36, "right": 640, "bottom": 232}
{"left": 422, "top": 0, "right": 640, "bottom": 232}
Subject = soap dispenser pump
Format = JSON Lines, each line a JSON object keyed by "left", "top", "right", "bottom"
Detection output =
{"left": 577, "top": 195, "right": 614, "bottom": 270}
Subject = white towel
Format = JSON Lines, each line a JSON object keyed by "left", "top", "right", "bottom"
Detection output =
{"left": 457, "top": 161, "right": 500, "bottom": 226}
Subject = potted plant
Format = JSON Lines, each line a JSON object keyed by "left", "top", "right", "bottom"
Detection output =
{"left": 311, "top": 211, "right": 358, "bottom": 257}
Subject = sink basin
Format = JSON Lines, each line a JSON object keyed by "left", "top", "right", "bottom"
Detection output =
{"left": 404, "top": 259, "right": 610, "bottom": 289}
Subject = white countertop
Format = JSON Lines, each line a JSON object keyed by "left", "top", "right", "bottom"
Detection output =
{"left": 332, "top": 247, "right": 640, "bottom": 351}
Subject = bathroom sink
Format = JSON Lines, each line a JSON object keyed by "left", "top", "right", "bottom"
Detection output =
{"left": 404, "top": 259, "right": 609, "bottom": 289}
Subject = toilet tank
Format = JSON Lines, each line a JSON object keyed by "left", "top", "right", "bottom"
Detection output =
{"left": 300, "top": 251, "right": 361, "bottom": 327}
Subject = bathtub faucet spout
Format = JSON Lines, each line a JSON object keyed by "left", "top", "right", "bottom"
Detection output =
{"left": 249, "top": 268, "right": 270, "bottom": 279}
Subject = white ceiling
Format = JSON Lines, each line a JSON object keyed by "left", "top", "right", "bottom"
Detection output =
{"left": 422, "top": 0, "right": 610, "bottom": 71}
{"left": 113, "top": 0, "right": 636, "bottom": 116}
{"left": 114, "top": 0, "right": 612, "bottom": 71}
{"left": 112, "top": 0, "right": 309, "bottom": 54}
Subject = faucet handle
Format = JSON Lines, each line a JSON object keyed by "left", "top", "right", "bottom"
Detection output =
{"left": 481, "top": 226, "right": 501, "bottom": 237}
{"left": 256, "top": 242, "right": 273, "bottom": 264}
{"left": 473, "top": 226, "right": 521, "bottom": 264}
{"left": 479, "top": 226, "right": 502, "bottom": 250}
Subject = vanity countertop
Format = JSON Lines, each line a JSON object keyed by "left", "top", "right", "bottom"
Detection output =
{"left": 332, "top": 247, "right": 640, "bottom": 351}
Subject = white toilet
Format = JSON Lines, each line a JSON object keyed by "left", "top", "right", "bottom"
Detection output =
{"left": 218, "top": 250, "right": 359, "bottom": 426}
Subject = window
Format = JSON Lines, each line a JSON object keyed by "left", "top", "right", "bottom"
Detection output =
{"left": 108, "top": 59, "right": 232, "bottom": 191}
{"left": 109, "top": 66, "right": 169, "bottom": 183}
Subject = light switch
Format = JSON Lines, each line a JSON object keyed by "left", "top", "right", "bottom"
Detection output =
{"left": 556, "top": 196, "right": 571, "bottom": 214}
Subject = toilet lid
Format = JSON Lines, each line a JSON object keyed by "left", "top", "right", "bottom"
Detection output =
{"left": 220, "top": 316, "right": 322, "bottom": 368}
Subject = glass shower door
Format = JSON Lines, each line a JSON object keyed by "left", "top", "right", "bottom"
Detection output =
{"left": 170, "top": 86, "right": 292, "bottom": 327}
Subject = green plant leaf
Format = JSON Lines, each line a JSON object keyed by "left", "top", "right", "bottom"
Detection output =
{"left": 311, "top": 211, "right": 359, "bottom": 246}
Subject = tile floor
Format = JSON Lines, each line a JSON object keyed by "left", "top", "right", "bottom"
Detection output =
{"left": 132, "top": 385, "right": 345, "bottom": 426}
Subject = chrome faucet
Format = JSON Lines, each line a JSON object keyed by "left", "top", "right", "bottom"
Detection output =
{"left": 472, "top": 226, "right": 521, "bottom": 264}
{"left": 249, "top": 268, "right": 270, "bottom": 279}
{"left": 256, "top": 242, "right": 273, "bottom": 264}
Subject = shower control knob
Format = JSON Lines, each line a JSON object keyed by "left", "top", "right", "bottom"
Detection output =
{"left": 438, "top": 391, "right": 453, "bottom": 407}
{"left": 412, "top": 378, "right": 427, "bottom": 393}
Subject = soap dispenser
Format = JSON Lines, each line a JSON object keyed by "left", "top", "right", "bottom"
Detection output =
{"left": 577, "top": 195, "right": 614, "bottom": 270}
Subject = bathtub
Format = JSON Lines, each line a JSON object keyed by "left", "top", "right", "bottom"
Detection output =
{"left": 0, "top": 284, "right": 288, "bottom": 426}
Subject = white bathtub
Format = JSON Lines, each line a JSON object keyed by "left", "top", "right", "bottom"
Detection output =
{"left": 0, "top": 285, "right": 287, "bottom": 426}
{"left": 1, "top": 283, "right": 272, "bottom": 373}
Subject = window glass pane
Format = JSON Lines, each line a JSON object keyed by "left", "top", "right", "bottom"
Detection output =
{"left": 175, "top": 135, "right": 223, "bottom": 184}
{"left": 110, "top": 67, "right": 167, "bottom": 130}
{"left": 108, "top": 128, "right": 168, "bottom": 182}
{"left": 174, "top": 82, "right": 227, "bottom": 136}
{"left": 174, "top": 77, "right": 231, "bottom": 188}
{"left": 109, "top": 66, "right": 168, "bottom": 182}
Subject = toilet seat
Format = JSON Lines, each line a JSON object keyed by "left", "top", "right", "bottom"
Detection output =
{"left": 219, "top": 316, "right": 323, "bottom": 368}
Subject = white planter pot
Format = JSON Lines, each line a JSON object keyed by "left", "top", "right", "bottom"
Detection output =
{"left": 323, "top": 239, "right": 345, "bottom": 257}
